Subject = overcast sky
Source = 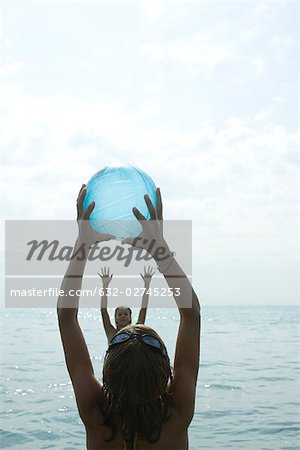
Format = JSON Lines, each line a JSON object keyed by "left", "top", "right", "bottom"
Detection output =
{"left": 1, "top": 1, "right": 299, "bottom": 305}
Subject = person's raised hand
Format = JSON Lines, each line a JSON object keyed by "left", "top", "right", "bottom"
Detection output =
{"left": 97, "top": 266, "right": 113, "bottom": 288}
{"left": 76, "top": 184, "right": 115, "bottom": 249}
{"left": 121, "top": 187, "right": 169, "bottom": 258}
{"left": 140, "top": 266, "right": 155, "bottom": 286}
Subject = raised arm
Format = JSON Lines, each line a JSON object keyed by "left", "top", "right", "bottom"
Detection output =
{"left": 122, "top": 188, "right": 201, "bottom": 427}
{"left": 57, "top": 184, "right": 115, "bottom": 425}
{"left": 155, "top": 253, "right": 200, "bottom": 427}
{"left": 136, "top": 266, "right": 155, "bottom": 324}
{"left": 98, "top": 267, "right": 116, "bottom": 341}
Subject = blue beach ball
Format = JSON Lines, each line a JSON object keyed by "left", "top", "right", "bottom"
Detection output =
{"left": 83, "top": 166, "right": 157, "bottom": 240}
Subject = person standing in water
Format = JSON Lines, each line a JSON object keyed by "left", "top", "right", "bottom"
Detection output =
{"left": 98, "top": 266, "right": 155, "bottom": 342}
{"left": 57, "top": 184, "right": 201, "bottom": 450}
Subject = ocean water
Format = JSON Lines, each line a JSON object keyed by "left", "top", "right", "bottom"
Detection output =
{"left": 1, "top": 306, "right": 299, "bottom": 450}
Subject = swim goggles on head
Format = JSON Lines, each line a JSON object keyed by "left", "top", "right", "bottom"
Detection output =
{"left": 108, "top": 331, "right": 167, "bottom": 357}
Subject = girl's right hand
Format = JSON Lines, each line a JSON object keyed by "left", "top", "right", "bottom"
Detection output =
{"left": 121, "top": 188, "right": 169, "bottom": 258}
{"left": 97, "top": 267, "right": 113, "bottom": 288}
{"left": 140, "top": 266, "right": 156, "bottom": 286}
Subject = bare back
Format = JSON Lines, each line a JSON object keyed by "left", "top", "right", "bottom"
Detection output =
{"left": 85, "top": 403, "right": 189, "bottom": 450}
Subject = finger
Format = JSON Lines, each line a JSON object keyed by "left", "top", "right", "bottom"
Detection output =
{"left": 132, "top": 207, "right": 146, "bottom": 223}
{"left": 77, "top": 183, "right": 86, "bottom": 201}
{"left": 110, "top": 275, "right": 113, "bottom": 281}
{"left": 144, "top": 195, "right": 156, "bottom": 220}
{"left": 156, "top": 187, "right": 163, "bottom": 220}
{"left": 83, "top": 201, "right": 95, "bottom": 219}
{"left": 77, "top": 186, "right": 86, "bottom": 218}
{"left": 107, "top": 267, "right": 110, "bottom": 277}
{"left": 97, "top": 272, "right": 102, "bottom": 278}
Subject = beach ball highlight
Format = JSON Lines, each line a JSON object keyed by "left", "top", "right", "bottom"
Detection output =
{"left": 83, "top": 166, "right": 157, "bottom": 240}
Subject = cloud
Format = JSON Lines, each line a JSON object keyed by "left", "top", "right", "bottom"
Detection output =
{"left": 139, "top": 35, "right": 232, "bottom": 66}
{"left": 169, "top": 36, "right": 231, "bottom": 65}
{"left": 141, "top": 0, "right": 167, "bottom": 21}
{"left": 255, "top": 3, "right": 270, "bottom": 13}
{"left": 270, "top": 35, "right": 294, "bottom": 48}
{"left": 1, "top": 80, "right": 298, "bottom": 258}
{"left": 139, "top": 43, "right": 166, "bottom": 61}
{"left": 0, "top": 62, "right": 23, "bottom": 76}
{"left": 251, "top": 58, "right": 264, "bottom": 74}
